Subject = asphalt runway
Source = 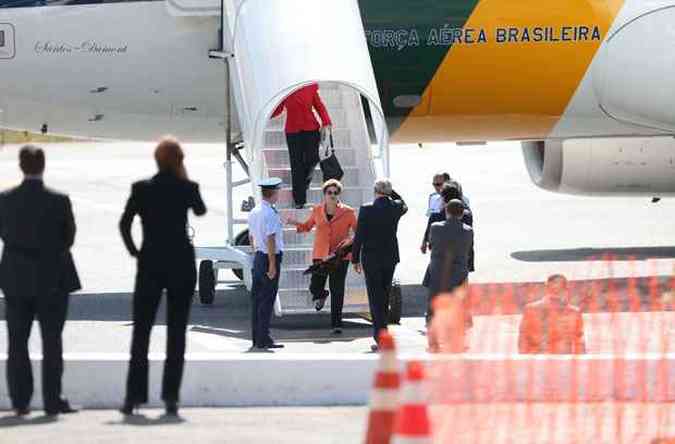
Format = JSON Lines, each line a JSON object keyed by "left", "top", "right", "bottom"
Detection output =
{"left": 0, "top": 141, "right": 674, "bottom": 356}
{"left": 0, "top": 403, "right": 672, "bottom": 444}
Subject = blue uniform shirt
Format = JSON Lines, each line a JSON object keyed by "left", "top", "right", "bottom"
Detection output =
{"left": 248, "top": 200, "right": 284, "bottom": 254}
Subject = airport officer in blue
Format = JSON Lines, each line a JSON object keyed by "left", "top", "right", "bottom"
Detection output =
{"left": 248, "top": 178, "right": 285, "bottom": 350}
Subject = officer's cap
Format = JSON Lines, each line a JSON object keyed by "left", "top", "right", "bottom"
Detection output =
{"left": 259, "top": 177, "right": 282, "bottom": 190}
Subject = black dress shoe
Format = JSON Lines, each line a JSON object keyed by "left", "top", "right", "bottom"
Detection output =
{"left": 261, "top": 342, "right": 285, "bottom": 349}
{"left": 119, "top": 401, "right": 140, "bottom": 416}
{"left": 165, "top": 401, "right": 179, "bottom": 416}
{"left": 46, "top": 399, "right": 79, "bottom": 416}
{"left": 14, "top": 407, "right": 30, "bottom": 417}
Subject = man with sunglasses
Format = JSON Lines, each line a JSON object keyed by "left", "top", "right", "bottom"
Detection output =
{"left": 420, "top": 172, "right": 450, "bottom": 255}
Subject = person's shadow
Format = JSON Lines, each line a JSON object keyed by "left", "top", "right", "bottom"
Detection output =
{"left": 0, "top": 413, "right": 59, "bottom": 427}
{"left": 105, "top": 413, "right": 186, "bottom": 426}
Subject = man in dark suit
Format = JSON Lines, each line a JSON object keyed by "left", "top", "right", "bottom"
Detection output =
{"left": 425, "top": 199, "right": 474, "bottom": 326}
{"left": 422, "top": 180, "right": 474, "bottom": 272}
{"left": 352, "top": 179, "right": 407, "bottom": 351}
{"left": 0, "top": 145, "right": 80, "bottom": 416}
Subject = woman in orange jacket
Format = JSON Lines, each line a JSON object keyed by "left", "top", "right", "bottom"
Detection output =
{"left": 287, "top": 179, "right": 357, "bottom": 334}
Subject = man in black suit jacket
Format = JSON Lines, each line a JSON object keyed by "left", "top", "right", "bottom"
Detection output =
{"left": 0, "top": 146, "right": 80, "bottom": 416}
{"left": 352, "top": 179, "right": 407, "bottom": 351}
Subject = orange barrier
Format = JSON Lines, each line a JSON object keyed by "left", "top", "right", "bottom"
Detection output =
{"left": 424, "top": 257, "right": 674, "bottom": 443}
{"left": 364, "top": 330, "right": 400, "bottom": 444}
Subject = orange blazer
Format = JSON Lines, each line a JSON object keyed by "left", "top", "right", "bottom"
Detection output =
{"left": 518, "top": 298, "right": 586, "bottom": 354}
{"left": 296, "top": 203, "right": 357, "bottom": 260}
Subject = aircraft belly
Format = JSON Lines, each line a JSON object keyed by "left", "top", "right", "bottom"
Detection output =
{"left": 0, "top": 2, "right": 226, "bottom": 141}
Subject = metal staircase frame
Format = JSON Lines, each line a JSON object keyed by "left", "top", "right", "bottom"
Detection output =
{"left": 195, "top": 0, "right": 391, "bottom": 315}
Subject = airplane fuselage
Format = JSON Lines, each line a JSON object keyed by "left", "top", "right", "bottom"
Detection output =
{"left": 0, "top": 0, "right": 674, "bottom": 144}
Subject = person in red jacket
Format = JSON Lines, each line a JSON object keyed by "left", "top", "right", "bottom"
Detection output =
{"left": 271, "top": 83, "right": 332, "bottom": 209}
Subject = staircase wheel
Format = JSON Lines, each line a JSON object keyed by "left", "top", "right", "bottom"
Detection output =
{"left": 388, "top": 280, "right": 403, "bottom": 325}
{"left": 199, "top": 260, "right": 216, "bottom": 305}
{"left": 232, "top": 229, "right": 250, "bottom": 281}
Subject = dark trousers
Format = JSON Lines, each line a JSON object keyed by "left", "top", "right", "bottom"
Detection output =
{"left": 251, "top": 252, "right": 282, "bottom": 347}
{"left": 125, "top": 263, "right": 195, "bottom": 404}
{"left": 5, "top": 291, "right": 69, "bottom": 411}
{"left": 286, "top": 131, "right": 321, "bottom": 206}
{"left": 363, "top": 261, "right": 396, "bottom": 343}
{"left": 309, "top": 260, "right": 349, "bottom": 328}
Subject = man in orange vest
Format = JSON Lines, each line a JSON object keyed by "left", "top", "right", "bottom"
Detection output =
{"left": 518, "top": 274, "right": 586, "bottom": 354}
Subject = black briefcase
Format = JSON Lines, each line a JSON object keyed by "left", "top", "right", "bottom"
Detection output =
{"left": 320, "top": 129, "right": 344, "bottom": 182}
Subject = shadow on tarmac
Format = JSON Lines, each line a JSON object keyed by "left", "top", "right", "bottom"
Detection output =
{"left": 105, "top": 413, "right": 186, "bottom": 426}
{"left": 0, "top": 413, "right": 58, "bottom": 428}
{"left": 512, "top": 246, "right": 675, "bottom": 262}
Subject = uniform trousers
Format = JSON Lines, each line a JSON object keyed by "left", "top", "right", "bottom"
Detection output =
{"left": 124, "top": 257, "right": 195, "bottom": 404}
{"left": 286, "top": 131, "right": 321, "bottom": 206}
{"left": 251, "top": 252, "right": 283, "bottom": 347}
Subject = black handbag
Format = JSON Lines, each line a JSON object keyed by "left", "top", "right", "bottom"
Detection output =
{"left": 320, "top": 129, "right": 344, "bottom": 182}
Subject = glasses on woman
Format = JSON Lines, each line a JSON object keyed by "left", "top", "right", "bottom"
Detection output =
{"left": 325, "top": 189, "right": 340, "bottom": 196}
{"left": 433, "top": 182, "right": 444, "bottom": 187}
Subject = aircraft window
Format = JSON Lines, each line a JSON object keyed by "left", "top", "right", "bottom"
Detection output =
{"left": 0, "top": 0, "right": 161, "bottom": 7}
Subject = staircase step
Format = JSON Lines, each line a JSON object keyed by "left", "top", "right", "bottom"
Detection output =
{"left": 283, "top": 228, "right": 313, "bottom": 248}
{"left": 279, "top": 267, "right": 365, "bottom": 289}
{"left": 277, "top": 287, "right": 369, "bottom": 312}
{"left": 317, "top": 89, "right": 343, "bottom": 107}
{"left": 278, "top": 207, "right": 312, "bottom": 220}
{"left": 264, "top": 128, "right": 352, "bottom": 149}
{"left": 280, "top": 247, "right": 315, "bottom": 267}
{"left": 263, "top": 149, "right": 359, "bottom": 168}
{"left": 268, "top": 166, "right": 362, "bottom": 187}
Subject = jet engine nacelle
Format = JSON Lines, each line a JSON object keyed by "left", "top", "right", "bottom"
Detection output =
{"left": 522, "top": 137, "right": 675, "bottom": 197}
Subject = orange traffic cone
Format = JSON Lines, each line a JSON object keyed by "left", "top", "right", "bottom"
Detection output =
{"left": 391, "top": 361, "right": 431, "bottom": 444}
{"left": 364, "top": 330, "right": 400, "bottom": 444}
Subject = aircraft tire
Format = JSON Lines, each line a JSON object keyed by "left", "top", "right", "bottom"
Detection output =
{"left": 232, "top": 229, "right": 250, "bottom": 280}
{"left": 199, "top": 260, "right": 216, "bottom": 305}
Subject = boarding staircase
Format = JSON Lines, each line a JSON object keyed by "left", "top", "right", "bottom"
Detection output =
{"left": 266, "top": 84, "right": 374, "bottom": 314}
{"left": 171, "top": 0, "right": 390, "bottom": 316}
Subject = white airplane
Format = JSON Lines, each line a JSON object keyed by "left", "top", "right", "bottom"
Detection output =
{"left": 1, "top": 0, "right": 674, "bottom": 199}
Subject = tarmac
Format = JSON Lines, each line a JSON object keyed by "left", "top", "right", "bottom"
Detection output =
{"left": 0, "top": 140, "right": 673, "bottom": 356}
{"left": 0, "top": 141, "right": 674, "bottom": 441}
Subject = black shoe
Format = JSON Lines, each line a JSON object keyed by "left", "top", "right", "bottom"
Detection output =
{"left": 119, "top": 401, "right": 140, "bottom": 416}
{"left": 14, "top": 407, "right": 30, "bottom": 417}
{"left": 46, "top": 399, "right": 79, "bottom": 416}
{"left": 315, "top": 290, "right": 328, "bottom": 311}
{"left": 165, "top": 401, "right": 179, "bottom": 416}
{"left": 295, "top": 203, "right": 305, "bottom": 209}
{"left": 264, "top": 342, "right": 285, "bottom": 349}
{"left": 332, "top": 328, "right": 342, "bottom": 335}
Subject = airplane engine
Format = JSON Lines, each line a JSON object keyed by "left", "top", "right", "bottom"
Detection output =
{"left": 522, "top": 137, "right": 675, "bottom": 197}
